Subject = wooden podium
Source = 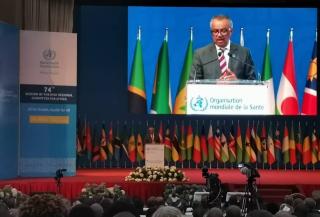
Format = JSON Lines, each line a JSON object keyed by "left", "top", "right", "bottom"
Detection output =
{"left": 186, "top": 80, "right": 275, "bottom": 115}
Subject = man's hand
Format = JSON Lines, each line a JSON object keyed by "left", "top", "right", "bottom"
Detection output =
{"left": 219, "top": 68, "right": 238, "bottom": 80}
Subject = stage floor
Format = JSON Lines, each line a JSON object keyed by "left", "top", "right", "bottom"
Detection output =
{"left": 1, "top": 169, "right": 319, "bottom": 202}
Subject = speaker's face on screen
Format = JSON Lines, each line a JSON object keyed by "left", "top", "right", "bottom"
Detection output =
{"left": 210, "top": 18, "right": 232, "bottom": 48}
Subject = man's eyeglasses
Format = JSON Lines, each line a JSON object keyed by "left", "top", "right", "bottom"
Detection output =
{"left": 211, "top": 28, "right": 230, "bottom": 36}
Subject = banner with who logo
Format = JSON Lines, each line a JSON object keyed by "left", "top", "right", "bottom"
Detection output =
{"left": 19, "top": 30, "right": 77, "bottom": 177}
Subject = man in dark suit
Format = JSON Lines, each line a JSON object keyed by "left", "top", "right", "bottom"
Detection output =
{"left": 190, "top": 15, "right": 256, "bottom": 81}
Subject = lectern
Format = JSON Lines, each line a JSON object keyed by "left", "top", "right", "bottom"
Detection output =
{"left": 186, "top": 79, "right": 275, "bottom": 115}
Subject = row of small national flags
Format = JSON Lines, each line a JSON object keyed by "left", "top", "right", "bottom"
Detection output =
{"left": 76, "top": 120, "right": 320, "bottom": 168}
{"left": 128, "top": 27, "right": 317, "bottom": 115}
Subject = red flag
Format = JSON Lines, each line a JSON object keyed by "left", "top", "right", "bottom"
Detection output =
{"left": 301, "top": 40, "right": 317, "bottom": 115}
{"left": 193, "top": 127, "right": 201, "bottom": 164}
{"left": 228, "top": 124, "right": 237, "bottom": 163}
{"left": 158, "top": 122, "right": 163, "bottom": 143}
{"left": 276, "top": 29, "right": 299, "bottom": 115}
{"left": 85, "top": 122, "right": 93, "bottom": 160}
{"left": 200, "top": 124, "right": 208, "bottom": 162}
{"left": 207, "top": 123, "right": 215, "bottom": 162}
{"left": 214, "top": 126, "right": 222, "bottom": 161}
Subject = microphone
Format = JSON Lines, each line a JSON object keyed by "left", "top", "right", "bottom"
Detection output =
{"left": 192, "top": 53, "right": 221, "bottom": 82}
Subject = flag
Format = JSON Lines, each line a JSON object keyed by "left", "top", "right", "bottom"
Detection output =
{"left": 274, "top": 123, "right": 282, "bottom": 163}
{"left": 179, "top": 122, "right": 187, "bottom": 161}
{"left": 164, "top": 126, "right": 172, "bottom": 162}
{"left": 136, "top": 133, "right": 144, "bottom": 161}
{"left": 221, "top": 126, "right": 229, "bottom": 163}
{"left": 186, "top": 123, "right": 193, "bottom": 160}
{"left": 128, "top": 27, "right": 147, "bottom": 114}
{"left": 262, "top": 29, "right": 275, "bottom": 114}
{"left": 261, "top": 122, "right": 268, "bottom": 164}
{"left": 193, "top": 126, "right": 201, "bottom": 164}
{"left": 85, "top": 122, "right": 93, "bottom": 160}
{"left": 150, "top": 29, "right": 171, "bottom": 114}
{"left": 250, "top": 123, "right": 259, "bottom": 163}
{"left": 97, "top": 124, "right": 108, "bottom": 161}
{"left": 172, "top": 123, "right": 180, "bottom": 162}
{"left": 311, "top": 126, "right": 318, "bottom": 164}
{"left": 289, "top": 122, "right": 297, "bottom": 165}
{"left": 254, "top": 122, "right": 263, "bottom": 163}
{"left": 173, "top": 28, "right": 193, "bottom": 114}
{"left": 228, "top": 124, "right": 237, "bottom": 163}
{"left": 92, "top": 124, "right": 101, "bottom": 162}
{"left": 76, "top": 120, "right": 83, "bottom": 155}
{"left": 302, "top": 124, "right": 311, "bottom": 165}
{"left": 295, "top": 122, "right": 303, "bottom": 164}
{"left": 276, "top": 29, "right": 299, "bottom": 115}
{"left": 214, "top": 126, "right": 222, "bottom": 162}
{"left": 240, "top": 27, "right": 244, "bottom": 47}
{"left": 236, "top": 122, "right": 243, "bottom": 163}
{"left": 120, "top": 124, "right": 129, "bottom": 161}
{"left": 114, "top": 124, "right": 121, "bottom": 162}
{"left": 200, "top": 124, "right": 208, "bottom": 162}
{"left": 282, "top": 123, "right": 290, "bottom": 164}
{"left": 267, "top": 122, "right": 276, "bottom": 165}
{"left": 208, "top": 123, "right": 215, "bottom": 162}
{"left": 107, "top": 123, "right": 114, "bottom": 160}
{"left": 301, "top": 39, "right": 317, "bottom": 115}
{"left": 244, "top": 124, "right": 251, "bottom": 163}
{"left": 158, "top": 121, "right": 164, "bottom": 144}
{"left": 128, "top": 127, "right": 136, "bottom": 163}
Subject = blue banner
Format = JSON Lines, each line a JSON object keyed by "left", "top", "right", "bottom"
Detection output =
{"left": 0, "top": 22, "right": 19, "bottom": 179}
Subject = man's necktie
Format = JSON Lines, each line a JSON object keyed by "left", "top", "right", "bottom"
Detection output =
{"left": 218, "top": 48, "right": 228, "bottom": 78}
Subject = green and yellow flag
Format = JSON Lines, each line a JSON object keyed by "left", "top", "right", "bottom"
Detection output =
{"left": 236, "top": 121, "right": 243, "bottom": 163}
{"left": 173, "top": 28, "right": 193, "bottom": 114}
{"left": 136, "top": 132, "right": 144, "bottom": 161}
{"left": 128, "top": 26, "right": 147, "bottom": 114}
{"left": 289, "top": 122, "right": 297, "bottom": 165}
{"left": 150, "top": 29, "right": 171, "bottom": 114}
{"left": 172, "top": 123, "right": 180, "bottom": 162}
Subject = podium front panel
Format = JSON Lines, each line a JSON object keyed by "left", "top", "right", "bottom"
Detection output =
{"left": 186, "top": 82, "right": 275, "bottom": 115}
